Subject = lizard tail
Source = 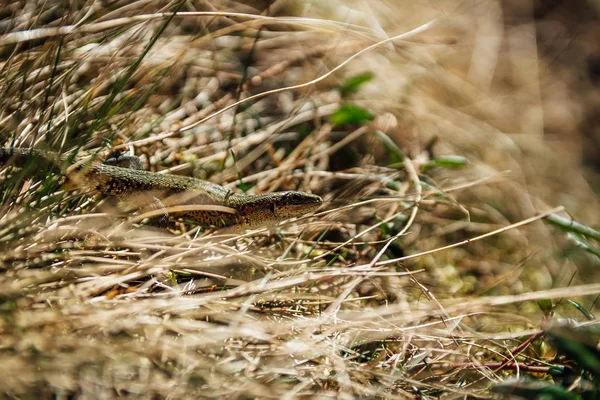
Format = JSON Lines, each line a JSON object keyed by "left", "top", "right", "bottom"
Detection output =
{"left": 0, "top": 147, "right": 65, "bottom": 168}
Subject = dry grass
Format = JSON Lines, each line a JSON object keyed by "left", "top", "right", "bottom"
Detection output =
{"left": 1, "top": 1, "right": 599, "bottom": 398}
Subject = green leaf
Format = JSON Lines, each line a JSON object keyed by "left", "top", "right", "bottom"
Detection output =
{"left": 537, "top": 299, "right": 554, "bottom": 315}
{"left": 547, "top": 365, "right": 566, "bottom": 376}
{"left": 339, "top": 72, "right": 374, "bottom": 97}
{"left": 374, "top": 130, "right": 404, "bottom": 164}
{"left": 422, "top": 155, "right": 469, "bottom": 170}
{"left": 567, "top": 233, "right": 600, "bottom": 259}
{"left": 545, "top": 214, "right": 600, "bottom": 241}
{"left": 567, "top": 299, "right": 596, "bottom": 321}
{"left": 330, "top": 104, "right": 374, "bottom": 125}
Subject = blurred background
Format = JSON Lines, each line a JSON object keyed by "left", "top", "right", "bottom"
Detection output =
{"left": 1, "top": 0, "right": 599, "bottom": 398}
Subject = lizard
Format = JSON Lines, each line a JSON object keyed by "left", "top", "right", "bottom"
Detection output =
{"left": 0, "top": 147, "right": 322, "bottom": 229}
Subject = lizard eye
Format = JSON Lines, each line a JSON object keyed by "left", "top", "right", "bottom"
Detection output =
{"left": 269, "top": 202, "right": 276, "bottom": 214}
{"left": 285, "top": 192, "right": 303, "bottom": 204}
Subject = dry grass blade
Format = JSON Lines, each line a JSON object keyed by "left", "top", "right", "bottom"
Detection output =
{"left": 1, "top": 1, "right": 599, "bottom": 399}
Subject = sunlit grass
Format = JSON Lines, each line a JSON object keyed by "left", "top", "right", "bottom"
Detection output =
{"left": 0, "top": 1, "right": 599, "bottom": 398}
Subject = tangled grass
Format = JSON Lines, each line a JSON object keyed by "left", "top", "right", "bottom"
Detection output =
{"left": 1, "top": 1, "right": 599, "bottom": 398}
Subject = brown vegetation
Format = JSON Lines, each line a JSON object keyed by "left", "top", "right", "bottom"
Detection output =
{"left": 0, "top": 1, "right": 598, "bottom": 398}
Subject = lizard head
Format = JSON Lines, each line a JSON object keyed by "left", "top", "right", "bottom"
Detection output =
{"left": 269, "top": 191, "right": 323, "bottom": 220}
{"left": 237, "top": 191, "right": 322, "bottom": 228}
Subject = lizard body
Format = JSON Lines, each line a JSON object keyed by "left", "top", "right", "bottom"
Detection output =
{"left": 0, "top": 147, "right": 322, "bottom": 228}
